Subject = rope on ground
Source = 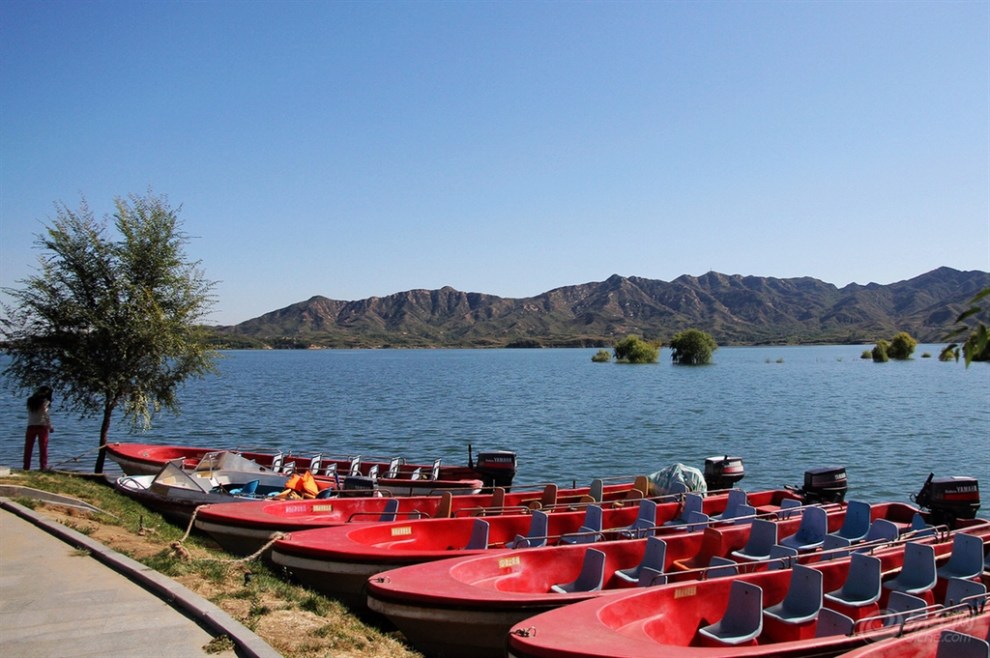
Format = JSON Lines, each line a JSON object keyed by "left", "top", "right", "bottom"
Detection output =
{"left": 171, "top": 505, "right": 285, "bottom": 564}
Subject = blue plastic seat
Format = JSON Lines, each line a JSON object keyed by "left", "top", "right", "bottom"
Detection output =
{"left": 778, "top": 498, "right": 803, "bottom": 519}
{"left": 824, "top": 553, "right": 881, "bottom": 609}
{"left": 507, "top": 510, "right": 549, "bottom": 549}
{"left": 856, "top": 519, "right": 899, "bottom": 551}
{"left": 883, "top": 542, "right": 936, "bottom": 598}
{"left": 725, "top": 503, "right": 757, "bottom": 525}
{"left": 663, "top": 493, "right": 704, "bottom": 527}
{"left": 732, "top": 518, "right": 778, "bottom": 561}
{"left": 779, "top": 506, "right": 827, "bottom": 552}
{"left": 561, "top": 504, "right": 603, "bottom": 544}
{"left": 230, "top": 479, "right": 259, "bottom": 496}
{"left": 883, "top": 590, "right": 929, "bottom": 626}
{"left": 550, "top": 548, "right": 606, "bottom": 593}
{"left": 937, "top": 533, "right": 985, "bottom": 582}
{"left": 614, "top": 536, "right": 667, "bottom": 586}
{"left": 910, "top": 512, "right": 935, "bottom": 537}
{"left": 830, "top": 500, "right": 871, "bottom": 542}
{"left": 706, "top": 556, "right": 739, "bottom": 579}
{"left": 942, "top": 577, "right": 987, "bottom": 613}
{"left": 697, "top": 581, "right": 764, "bottom": 645}
{"left": 935, "top": 630, "right": 990, "bottom": 658}
{"left": 378, "top": 497, "right": 400, "bottom": 522}
{"left": 713, "top": 489, "right": 747, "bottom": 521}
{"left": 815, "top": 607, "right": 854, "bottom": 638}
{"left": 767, "top": 544, "right": 799, "bottom": 571}
{"left": 618, "top": 499, "right": 657, "bottom": 539}
{"left": 685, "top": 510, "right": 711, "bottom": 533}
{"left": 763, "top": 564, "right": 823, "bottom": 625}
{"left": 464, "top": 518, "right": 490, "bottom": 549}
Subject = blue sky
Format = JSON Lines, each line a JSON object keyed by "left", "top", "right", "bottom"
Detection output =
{"left": 2, "top": 1, "right": 987, "bottom": 326}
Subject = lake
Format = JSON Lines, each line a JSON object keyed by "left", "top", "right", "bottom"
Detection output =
{"left": 1, "top": 346, "right": 988, "bottom": 517}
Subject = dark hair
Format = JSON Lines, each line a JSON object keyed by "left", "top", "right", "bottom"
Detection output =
{"left": 27, "top": 386, "right": 52, "bottom": 411}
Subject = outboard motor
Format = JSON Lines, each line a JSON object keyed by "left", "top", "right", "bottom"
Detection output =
{"left": 470, "top": 448, "right": 517, "bottom": 489}
{"left": 913, "top": 474, "right": 981, "bottom": 529}
{"left": 704, "top": 455, "right": 745, "bottom": 491}
{"left": 794, "top": 466, "right": 848, "bottom": 504}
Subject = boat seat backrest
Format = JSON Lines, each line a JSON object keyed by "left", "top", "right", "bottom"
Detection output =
{"left": 282, "top": 461, "right": 295, "bottom": 476}
{"left": 589, "top": 478, "right": 604, "bottom": 503}
{"left": 883, "top": 542, "right": 936, "bottom": 596}
{"left": 729, "top": 504, "right": 758, "bottom": 525}
{"left": 464, "top": 518, "right": 490, "bottom": 550}
{"left": 436, "top": 491, "right": 453, "bottom": 519}
{"left": 822, "top": 533, "right": 854, "bottom": 560}
{"left": 815, "top": 607, "right": 855, "bottom": 638}
{"left": 731, "top": 518, "right": 778, "bottom": 561}
{"left": 271, "top": 452, "right": 283, "bottom": 472}
{"left": 614, "top": 536, "right": 667, "bottom": 585}
{"left": 707, "top": 556, "right": 739, "bottom": 579}
{"left": 631, "top": 475, "right": 651, "bottom": 499}
{"left": 832, "top": 500, "right": 871, "bottom": 541}
{"left": 349, "top": 456, "right": 361, "bottom": 477}
{"left": 686, "top": 511, "right": 711, "bottom": 533}
{"left": 508, "top": 510, "right": 549, "bottom": 549}
{"left": 667, "top": 480, "right": 688, "bottom": 496}
{"left": 935, "top": 630, "right": 990, "bottom": 658}
{"left": 768, "top": 544, "right": 799, "bottom": 571}
{"left": 780, "top": 506, "right": 827, "bottom": 551}
{"left": 550, "top": 548, "right": 606, "bottom": 594}
{"left": 367, "top": 464, "right": 379, "bottom": 480}
{"left": 664, "top": 493, "right": 704, "bottom": 527}
{"left": 561, "top": 504, "right": 604, "bottom": 545}
{"left": 619, "top": 499, "right": 658, "bottom": 539}
{"left": 378, "top": 498, "right": 400, "bottom": 522}
{"left": 883, "top": 591, "right": 929, "bottom": 627}
{"left": 779, "top": 498, "right": 803, "bottom": 519}
{"left": 825, "top": 553, "right": 881, "bottom": 607}
{"left": 942, "top": 577, "right": 987, "bottom": 612}
{"left": 937, "top": 533, "right": 985, "bottom": 581}
{"left": 714, "top": 489, "right": 748, "bottom": 521}
{"left": 308, "top": 454, "right": 322, "bottom": 474}
{"left": 862, "top": 518, "right": 899, "bottom": 545}
{"left": 763, "top": 564, "right": 823, "bottom": 625}
{"left": 386, "top": 457, "right": 403, "bottom": 479}
{"left": 431, "top": 459, "right": 442, "bottom": 481}
{"left": 540, "top": 483, "right": 558, "bottom": 508}
{"left": 410, "top": 467, "right": 422, "bottom": 480}
{"left": 697, "top": 581, "right": 764, "bottom": 645}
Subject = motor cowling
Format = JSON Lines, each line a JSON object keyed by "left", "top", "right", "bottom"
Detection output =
{"left": 914, "top": 474, "right": 981, "bottom": 529}
{"left": 704, "top": 456, "right": 745, "bottom": 491}
{"left": 796, "top": 466, "right": 848, "bottom": 504}
{"left": 472, "top": 450, "right": 517, "bottom": 489}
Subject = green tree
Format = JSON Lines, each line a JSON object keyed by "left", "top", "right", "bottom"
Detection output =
{"left": 871, "top": 339, "right": 890, "bottom": 362}
{"left": 613, "top": 335, "right": 660, "bottom": 364}
{"left": 669, "top": 328, "right": 717, "bottom": 365}
{"left": 887, "top": 331, "right": 917, "bottom": 360}
{"left": 591, "top": 349, "right": 611, "bottom": 363}
{"left": 945, "top": 287, "right": 990, "bottom": 366}
{"left": 1, "top": 193, "right": 218, "bottom": 473}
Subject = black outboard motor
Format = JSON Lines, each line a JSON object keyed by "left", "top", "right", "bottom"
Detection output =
{"left": 913, "top": 473, "right": 981, "bottom": 529}
{"left": 470, "top": 447, "right": 517, "bottom": 489}
{"left": 794, "top": 466, "right": 848, "bottom": 504}
{"left": 704, "top": 456, "right": 745, "bottom": 491}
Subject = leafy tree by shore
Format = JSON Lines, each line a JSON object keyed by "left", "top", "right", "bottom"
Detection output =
{"left": 669, "top": 328, "right": 717, "bottom": 365}
{"left": 1, "top": 192, "right": 218, "bottom": 473}
{"left": 944, "top": 287, "right": 990, "bottom": 365}
{"left": 613, "top": 335, "right": 660, "bottom": 363}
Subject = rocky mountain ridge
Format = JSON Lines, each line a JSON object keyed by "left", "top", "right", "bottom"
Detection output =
{"left": 214, "top": 267, "right": 990, "bottom": 348}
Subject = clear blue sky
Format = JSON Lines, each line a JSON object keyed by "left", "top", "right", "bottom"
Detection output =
{"left": 2, "top": 1, "right": 988, "bottom": 326}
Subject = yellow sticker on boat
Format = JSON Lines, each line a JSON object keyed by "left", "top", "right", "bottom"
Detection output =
{"left": 311, "top": 504, "right": 333, "bottom": 512}
{"left": 498, "top": 556, "right": 521, "bottom": 569}
{"left": 284, "top": 504, "right": 308, "bottom": 514}
{"left": 674, "top": 586, "right": 697, "bottom": 599}
{"left": 391, "top": 526, "right": 412, "bottom": 536}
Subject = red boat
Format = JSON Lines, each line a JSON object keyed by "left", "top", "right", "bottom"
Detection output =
{"left": 365, "top": 500, "right": 926, "bottom": 658}
{"left": 270, "top": 488, "right": 803, "bottom": 608}
{"left": 837, "top": 607, "right": 990, "bottom": 658}
{"left": 506, "top": 522, "right": 990, "bottom": 658}
{"left": 195, "top": 478, "right": 652, "bottom": 556}
{"left": 105, "top": 441, "right": 516, "bottom": 493}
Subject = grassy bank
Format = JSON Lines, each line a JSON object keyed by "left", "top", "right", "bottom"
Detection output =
{"left": 0, "top": 470, "right": 422, "bottom": 658}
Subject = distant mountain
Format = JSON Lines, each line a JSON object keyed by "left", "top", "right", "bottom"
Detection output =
{"left": 213, "top": 267, "right": 990, "bottom": 348}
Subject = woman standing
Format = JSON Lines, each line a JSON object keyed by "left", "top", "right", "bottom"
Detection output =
{"left": 24, "top": 386, "right": 53, "bottom": 471}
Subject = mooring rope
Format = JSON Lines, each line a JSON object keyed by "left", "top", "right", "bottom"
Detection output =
{"left": 172, "top": 505, "right": 285, "bottom": 564}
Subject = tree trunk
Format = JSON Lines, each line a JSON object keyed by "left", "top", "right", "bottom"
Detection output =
{"left": 93, "top": 403, "right": 114, "bottom": 473}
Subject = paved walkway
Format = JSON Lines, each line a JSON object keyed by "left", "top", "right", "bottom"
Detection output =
{"left": 0, "top": 499, "right": 280, "bottom": 658}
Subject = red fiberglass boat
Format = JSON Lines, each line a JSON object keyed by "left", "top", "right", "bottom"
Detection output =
{"left": 366, "top": 500, "right": 929, "bottom": 658}
{"left": 195, "top": 477, "right": 651, "bottom": 556}
{"left": 271, "top": 488, "right": 803, "bottom": 608}
{"left": 506, "top": 521, "right": 990, "bottom": 658}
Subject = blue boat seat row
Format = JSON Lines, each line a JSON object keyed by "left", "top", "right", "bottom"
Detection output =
{"left": 550, "top": 549, "right": 606, "bottom": 594}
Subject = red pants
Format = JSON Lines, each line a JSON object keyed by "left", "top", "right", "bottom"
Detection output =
{"left": 24, "top": 425, "right": 49, "bottom": 471}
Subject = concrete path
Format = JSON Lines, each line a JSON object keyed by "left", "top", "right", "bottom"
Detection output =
{"left": 0, "top": 500, "right": 280, "bottom": 658}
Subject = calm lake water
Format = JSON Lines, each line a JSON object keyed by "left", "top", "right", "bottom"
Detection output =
{"left": 2, "top": 346, "right": 988, "bottom": 516}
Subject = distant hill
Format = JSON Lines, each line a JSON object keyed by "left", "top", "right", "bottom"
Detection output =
{"left": 211, "top": 267, "right": 990, "bottom": 348}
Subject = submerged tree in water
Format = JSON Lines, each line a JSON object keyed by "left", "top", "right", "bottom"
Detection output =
{"left": 613, "top": 335, "right": 660, "bottom": 364}
{"left": 669, "top": 329, "right": 717, "bottom": 365}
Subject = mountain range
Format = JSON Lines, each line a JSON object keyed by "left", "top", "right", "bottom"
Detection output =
{"left": 212, "top": 267, "right": 990, "bottom": 349}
